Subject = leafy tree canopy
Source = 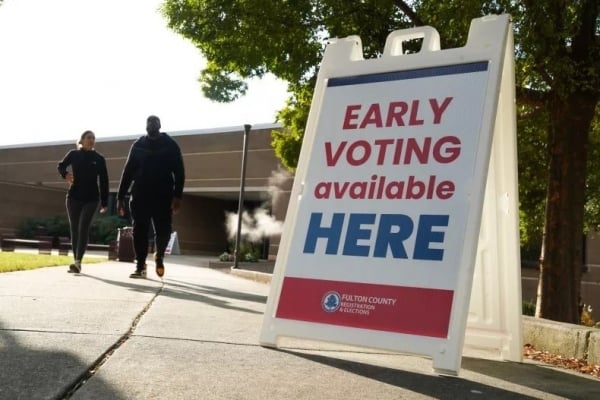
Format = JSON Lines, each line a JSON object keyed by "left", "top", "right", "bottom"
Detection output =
{"left": 161, "top": 1, "right": 414, "bottom": 170}
{"left": 162, "top": 1, "right": 599, "bottom": 323}
{"left": 161, "top": 0, "right": 598, "bottom": 157}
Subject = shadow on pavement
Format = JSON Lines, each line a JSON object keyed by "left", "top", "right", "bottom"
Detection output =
{"left": 0, "top": 321, "right": 125, "bottom": 400}
{"left": 77, "top": 273, "right": 265, "bottom": 314}
{"left": 276, "top": 349, "right": 553, "bottom": 400}
{"left": 462, "top": 356, "right": 600, "bottom": 400}
{"left": 166, "top": 278, "right": 268, "bottom": 304}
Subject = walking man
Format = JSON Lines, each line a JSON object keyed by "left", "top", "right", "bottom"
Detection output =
{"left": 117, "top": 115, "right": 185, "bottom": 278}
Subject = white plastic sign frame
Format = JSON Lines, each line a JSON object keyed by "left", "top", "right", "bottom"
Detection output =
{"left": 260, "top": 14, "right": 519, "bottom": 376}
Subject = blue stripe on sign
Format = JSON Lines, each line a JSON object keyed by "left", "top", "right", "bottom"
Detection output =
{"left": 327, "top": 61, "right": 489, "bottom": 87}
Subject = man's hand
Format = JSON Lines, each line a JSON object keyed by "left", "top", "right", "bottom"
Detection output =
{"left": 117, "top": 199, "right": 126, "bottom": 217}
{"left": 171, "top": 197, "right": 182, "bottom": 215}
{"left": 65, "top": 172, "right": 74, "bottom": 185}
{"left": 99, "top": 206, "right": 107, "bottom": 214}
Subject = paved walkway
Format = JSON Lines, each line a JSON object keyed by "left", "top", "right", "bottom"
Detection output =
{"left": 0, "top": 256, "right": 598, "bottom": 399}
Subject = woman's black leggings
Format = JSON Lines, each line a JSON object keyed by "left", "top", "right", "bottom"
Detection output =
{"left": 66, "top": 198, "right": 98, "bottom": 261}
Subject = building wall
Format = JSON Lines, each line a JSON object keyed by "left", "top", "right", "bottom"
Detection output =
{"left": 0, "top": 124, "right": 294, "bottom": 257}
{"left": 268, "top": 185, "right": 293, "bottom": 260}
{"left": 0, "top": 181, "right": 67, "bottom": 236}
{"left": 175, "top": 195, "right": 238, "bottom": 255}
{"left": 587, "top": 231, "right": 600, "bottom": 265}
{"left": 0, "top": 125, "right": 289, "bottom": 196}
{"left": 521, "top": 231, "right": 600, "bottom": 321}
{"left": 583, "top": 231, "right": 600, "bottom": 319}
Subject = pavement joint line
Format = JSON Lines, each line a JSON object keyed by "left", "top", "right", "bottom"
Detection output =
{"left": 0, "top": 328, "right": 121, "bottom": 336}
{"left": 132, "top": 335, "right": 265, "bottom": 347}
{"left": 0, "top": 326, "right": 446, "bottom": 357}
{"left": 129, "top": 335, "right": 407, "bottom": 357}
{"left": 57, "top": 281, "right": 165, "bottom": 400}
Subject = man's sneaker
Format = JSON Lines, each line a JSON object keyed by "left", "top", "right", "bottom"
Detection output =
{"left": 129, "top": 265, "right": 147, "bottom": 279}
{"left": 68, "top": 263, "right": 81, "bottom": 273}
{"left": 155, "top": 255, "right": 165, "bottom": 278}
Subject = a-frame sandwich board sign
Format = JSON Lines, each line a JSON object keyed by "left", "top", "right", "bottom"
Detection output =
{"left": 260, "top": 14, "right": 521, "bottom": 376}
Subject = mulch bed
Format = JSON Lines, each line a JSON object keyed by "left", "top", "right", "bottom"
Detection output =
{"left": 524, "top": 344, "right": 600, "bottom": 378}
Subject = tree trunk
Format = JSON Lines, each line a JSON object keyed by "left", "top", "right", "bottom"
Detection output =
{"left": 537, "top": 92, "right": 597, "bottom": 323}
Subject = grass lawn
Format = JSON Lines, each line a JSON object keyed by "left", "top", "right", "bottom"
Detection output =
{"left": 0, "top": 252, "right": 105, "bottom": 273}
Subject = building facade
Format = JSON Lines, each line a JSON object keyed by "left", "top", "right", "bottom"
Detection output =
{"left": 0, "top": 124, "right": 293, "bottom": 258}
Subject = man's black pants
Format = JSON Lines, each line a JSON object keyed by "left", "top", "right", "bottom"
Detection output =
{"left": 130, "top": 196, "right": 172, "bottom": 267}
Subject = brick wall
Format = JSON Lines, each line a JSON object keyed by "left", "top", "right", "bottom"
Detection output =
{"left": 0, "top": 181, "right": 66, "bottom": 235}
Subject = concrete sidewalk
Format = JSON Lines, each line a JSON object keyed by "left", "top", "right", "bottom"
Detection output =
{"left": 1, "top": 257, "right": 598, "bottom": 400}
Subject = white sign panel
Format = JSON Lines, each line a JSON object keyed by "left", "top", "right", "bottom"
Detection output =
{"left": 277, "top": 63, "right": 488, "bottom": 338}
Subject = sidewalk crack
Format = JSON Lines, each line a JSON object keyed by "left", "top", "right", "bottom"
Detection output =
{"left": 57, "top": 284, "right": 164, "bottom": 399}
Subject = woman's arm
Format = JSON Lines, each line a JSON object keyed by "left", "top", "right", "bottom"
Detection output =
{"left": 57, "top": 150, "right": 75, "bottom": 184}
{"left": 98, "top": 155, "right": 109, "bottom": 210}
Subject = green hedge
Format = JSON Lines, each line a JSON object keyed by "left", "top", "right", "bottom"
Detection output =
{"left": 19, "top": 214, "right": 129, "bottom": 244}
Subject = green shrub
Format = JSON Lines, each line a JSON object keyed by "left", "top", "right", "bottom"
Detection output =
{"left": 239, "top": 242, "right": 260, "bottom": 262}
{"left": 224, "top": 240, "right": 261, "bottom": 262}
{"left": 223, "top": 241, "right": 261, "bottom": 262}
{"left": 90, "top": 215, "right": 128, "bottom": 243}
{"left": 19, "top": 215, "right": 70, "bottom": 238}
{"left": 244, "top": 251, "right": 259, "bottom": 262}
{"left": 19, "top": 214, "right": 128, "bottom": 244}
{"left": 522, "top": 300, "right": 536, "bottom": 316}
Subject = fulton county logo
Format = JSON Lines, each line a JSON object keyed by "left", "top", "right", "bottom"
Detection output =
{"left": 321, "top": 291, "right": 341, "bottom": 312}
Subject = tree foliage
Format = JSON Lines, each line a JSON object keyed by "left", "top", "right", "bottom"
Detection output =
{"left": 585, "top": 111, "right": 600, "bottom": 232}
{"left": 162, "top": 0, "right": 600, "bottom": 323}
{"left": 161, "top": 1, "right": 412, "bottom": 172}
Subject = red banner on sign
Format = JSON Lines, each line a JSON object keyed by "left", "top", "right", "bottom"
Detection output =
{"left": 275, "top": 277, "right": 454, "bottom": 338}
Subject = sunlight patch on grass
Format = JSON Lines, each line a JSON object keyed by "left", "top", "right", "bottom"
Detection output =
{"left": 0, "top": 253, "right": 105, "bottom": 273}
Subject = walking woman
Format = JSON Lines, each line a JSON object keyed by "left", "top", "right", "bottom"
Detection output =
{"left": 57, "top": 130, "right": 109, "bottom": 273}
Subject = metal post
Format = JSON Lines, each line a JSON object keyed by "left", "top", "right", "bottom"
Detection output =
{"left": 233, "top": 124, "right": 251, "bottom": 269}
